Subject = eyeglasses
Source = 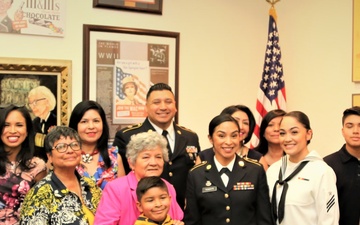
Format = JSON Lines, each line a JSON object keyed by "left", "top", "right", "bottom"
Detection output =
{"left": 27, "top": 98, "right": 46, "bottom": 107}
{"left": 52, "top": 142, "right": 81, "bottom": 153}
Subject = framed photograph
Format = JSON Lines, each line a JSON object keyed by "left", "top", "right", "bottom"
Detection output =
{"left": 93, "top": 0, "right": 163, "bottom": 15}
{"left": 353, "top": 0, "right": 360, "bottom": 81}
{"left": 83, "top": 24, "right": 179, "bottom": 139}
{"left": 0, "top": 57, "right": 72, "bottom": 126}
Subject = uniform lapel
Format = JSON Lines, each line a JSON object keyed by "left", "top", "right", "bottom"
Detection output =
{"left": 144, "top": 118, "right": 157, "bottom": 132}
{"left": 226, "top": 156, "right": 246, "bottom": 191}
{"left": 171, "top": 125, "right": 186, "bottom": 160}
{"left": 204, "top": 158, "right": 228, "bottom": 192}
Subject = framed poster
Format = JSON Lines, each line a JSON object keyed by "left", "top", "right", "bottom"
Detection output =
{"left": 0, "top": 0, "right": 65, "bottom": 37}
{"left": 353, "top": 0, "right": 360, "bottom": 81}
{"left": 93, "top": 0, "right": 163, "bottom": 15}
{"left": 83, "top": 24, "right": 179, "bottom": 138}
{"left": 0, "top": 57, "right": 72, "bottom": 126}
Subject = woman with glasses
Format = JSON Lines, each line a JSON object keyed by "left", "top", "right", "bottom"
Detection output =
{"left": 20, "top": 126, "right": 102, "bottom": 225}
{"left": 0, "top": 105, "right": 47, "bottom": 224}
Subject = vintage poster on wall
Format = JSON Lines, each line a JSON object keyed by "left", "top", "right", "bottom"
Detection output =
{"left": 113, "top": 59, "right": 149, "bottom": 124}
{"left": 0, "top": 0, "right": 65, "bottom": 37}
{"left": 84, "top": 25, "right": 179, "bottom": 139}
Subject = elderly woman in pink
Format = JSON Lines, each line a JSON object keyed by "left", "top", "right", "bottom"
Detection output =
{"left": 94, "top": 131, "right": 183, "bottom": 225}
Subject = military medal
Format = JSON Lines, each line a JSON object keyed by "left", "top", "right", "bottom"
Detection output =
{"left": 186, "top": 146, "right": 198, "bottom": 160}
{"left": 205, "top": 181, "right": 212, "bottom": 186}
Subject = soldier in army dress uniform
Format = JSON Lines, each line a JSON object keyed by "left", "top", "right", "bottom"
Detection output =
{"left": 113, "top": 83, "right": 200, "bottom": 210}
{"left": 184, "top": 114, "right": 273, "bottom": 225}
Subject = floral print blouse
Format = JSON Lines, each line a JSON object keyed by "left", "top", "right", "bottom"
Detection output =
{"left": 19, "top": 171, "right": 102, "bottom": 225}
{"left": 76, "top": 146, "right": 119, "bottom": 189}
{"left": 0, "top": 157, "right": 46, "bottom": 225}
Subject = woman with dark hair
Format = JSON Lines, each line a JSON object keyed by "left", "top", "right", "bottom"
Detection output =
{"left": 0, "top": 105, "right": 46, "bottom": 224}
{"left": 197, "top": 105, "right": 268, "bottom": 169}
{"left": 184, "top": 114, "right": 273, "bottom": 225}
{"left": 254, "top": 109, "right": 286, "bottom": 167}
{"left": 267, "top": 111, "right": 339, "bottom": 225}
{"left": 69, "top": 100, "right": 125, "bottom": 189}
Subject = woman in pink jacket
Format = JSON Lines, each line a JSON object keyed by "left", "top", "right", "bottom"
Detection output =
{"left": 94, "top": 131, "right": 184, "bottom": 225}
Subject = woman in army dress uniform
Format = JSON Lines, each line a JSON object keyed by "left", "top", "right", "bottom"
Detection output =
{"left": 184, "top": 114, "right": 273, "bottom": 225}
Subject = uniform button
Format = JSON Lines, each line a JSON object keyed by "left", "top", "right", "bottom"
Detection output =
{"left": 224, "top": 193, "right": 229, "bottom": 198}
{"left": 169, "top": 161, "right": 172, "bottom": 165}
{"left": 226, "top": 218, "right": 230, "bottom": 223}
{"left": 169, "top": 172, "right": 173, "bottom": 177}
{"left": 226, "top": 206, "right": 230, "bottom": 210}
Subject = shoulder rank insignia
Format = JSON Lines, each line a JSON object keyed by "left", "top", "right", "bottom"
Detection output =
{"left": 175, "top": 124, "right": 197, "bottom": 134}
{"left": 122, "top": 123, "right": 143, "bottom": 133}
{"left": 190, "top": 161, "right": 207, "bottom": 172}
{"left": 243, "top": 157, "right": 262, "bottom": 167}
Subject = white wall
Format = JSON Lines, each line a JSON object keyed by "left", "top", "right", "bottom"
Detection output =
{"left": 0, "top": 0, "right": 355, "bottom": 156}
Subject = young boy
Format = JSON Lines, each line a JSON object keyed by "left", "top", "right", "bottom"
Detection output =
{"left": 135, "top": 176, "right": 174, "bottom": 225}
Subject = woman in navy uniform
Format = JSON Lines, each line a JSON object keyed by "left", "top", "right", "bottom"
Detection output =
{"left": 184, "top": 114, "right": 273, "bottom": 225}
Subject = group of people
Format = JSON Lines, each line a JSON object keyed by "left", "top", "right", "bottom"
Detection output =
{"left": 0, "top": 82, "right": 358, "bottom": 225}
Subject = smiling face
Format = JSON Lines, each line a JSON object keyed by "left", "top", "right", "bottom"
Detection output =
{"left": 146, "top": 90, "right": 177, "bottom": 130}
{"left": 279, "top": 116, "right": 312, "bottom": 163}
{"left": 1, "top": 110, "right": 27, "bottom": 153}
{"left": 264, "top": 116, "right": 282, "bottom": 145}
{"left": 77, "top": 109, "right": 103, "bottom": 146}
{"left": 231, "top": 110, "right": 249, "bottom": 143}
{"left": 130, "top": 147, "right": 165, "bottom": 180}
{"left": 47, "top": 136, "right": 81, "bottom": 170}
{"left": 209, "top": 121, "right": 240, "bottom": 166}
{"left": 137, "top": 186, "right": 171, "bottom": 223}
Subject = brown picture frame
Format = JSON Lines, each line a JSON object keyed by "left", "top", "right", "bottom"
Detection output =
{"left": 93, "top": 0, "right": 163, "bottom": 15}
{"left": 83, "top": 24, "right": 179, "bottom": 138}
{"left": 0, "top": 57, "right": 72, "bottom": 126}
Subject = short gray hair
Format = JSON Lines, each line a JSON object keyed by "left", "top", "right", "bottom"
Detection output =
{"left": 44, "top": 126, "right": 81, "bottom": 154}
{"left": 126, "top": 131, "right": 169, "bottom": 165}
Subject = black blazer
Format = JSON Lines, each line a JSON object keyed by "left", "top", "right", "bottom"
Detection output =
{"left": 184, "top": 155, "right": 273, "bottom": 225}
{"left": 33, "top": 112, "right": 57, "bottom": 162}
{"left": 33, "top": 112, "right": 57, "bottom": 134}
{"left": 113, "top": 118, "right": 201, "bottom": 210}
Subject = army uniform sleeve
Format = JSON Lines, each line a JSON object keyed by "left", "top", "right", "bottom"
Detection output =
{"left": 183, "top": 163, "right": 206, "bottom": 225}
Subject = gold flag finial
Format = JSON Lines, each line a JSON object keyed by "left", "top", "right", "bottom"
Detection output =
{"left": 266, "top": 0, "right": 280, "bottom": 7}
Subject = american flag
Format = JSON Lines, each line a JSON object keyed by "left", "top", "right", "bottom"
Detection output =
{"left": 251, "top": 7, "right": 286, "bottom": 147}
{"left": 115, "top": 67, "right": 147, "bottom": 105}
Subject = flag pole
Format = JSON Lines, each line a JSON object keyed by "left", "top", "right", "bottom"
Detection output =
{"left": 266, "top": 0, "right": 280, "bottom": 7}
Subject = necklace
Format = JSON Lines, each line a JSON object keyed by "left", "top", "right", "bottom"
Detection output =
{"left": 81, "top": 149, "right": 99, "bottom": 163}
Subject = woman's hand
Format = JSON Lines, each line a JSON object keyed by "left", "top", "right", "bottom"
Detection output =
{"left": 172, "top": 220, "right": 184, "bottom": 225}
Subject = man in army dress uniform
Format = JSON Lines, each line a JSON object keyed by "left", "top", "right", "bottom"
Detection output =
{"left": 113, "top": 83, "right": 201, "bottom": 210}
